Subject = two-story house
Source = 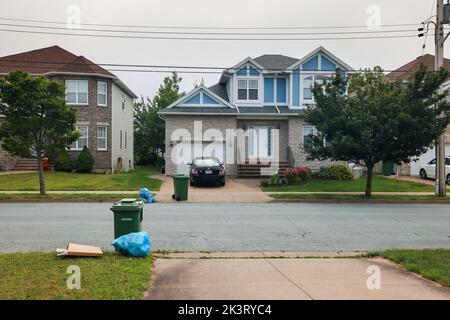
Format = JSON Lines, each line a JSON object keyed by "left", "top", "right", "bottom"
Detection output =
{"left": 0, "top": 45, "right": 137, "bottom": 173}
{"left": 159, "top": 46, "right": 353, "bottom": 177}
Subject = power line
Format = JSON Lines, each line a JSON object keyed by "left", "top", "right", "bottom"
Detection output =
{"left": 0, "top": 16, "right": 423, "bottom": 30}
{"left": 0, "top": 22, "right": 422, "bottom": 36}
{"left": 0, "top": 62, "right": 432, "bottom": 75}
{"left": 0, "top": 28, "right": 421, "bottom": 41}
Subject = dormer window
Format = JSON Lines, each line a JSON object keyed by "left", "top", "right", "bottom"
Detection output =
{"left": 238, "top": 79, "right": 258, "bottom": 101}
{"left": 236, "top": 64, "right": 261, "bottom": 103}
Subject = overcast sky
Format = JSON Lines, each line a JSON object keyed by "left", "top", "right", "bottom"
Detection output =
{"left": 0, "top": 0, "right": 446, "bottom": 99}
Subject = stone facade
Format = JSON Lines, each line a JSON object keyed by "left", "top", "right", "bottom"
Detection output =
{"left": 164, "top": 114, "right": 342, "bottom": 176}
{"left": 50, "top": 75, "right": 113, "bottom": 173}
{"left": 165, "top": 115, "right": 237, "bottom": 176}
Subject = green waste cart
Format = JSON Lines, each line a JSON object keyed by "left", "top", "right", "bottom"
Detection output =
{"left": 110, "top": 199, "right": 144, "bottom": 239}
{"left": 382, "top": 161, "right": 394, "bottom": 176}
{"left": 172, "top": 174, "right": 189, "bottom": 201}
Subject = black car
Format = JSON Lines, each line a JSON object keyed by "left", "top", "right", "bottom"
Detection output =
{"left": 188, "top": 157, "right": 225, "bottom": 186}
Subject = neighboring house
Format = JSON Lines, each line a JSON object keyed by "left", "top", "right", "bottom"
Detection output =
{"left": 159, "top": 46, "right": 353, "bottom": 177}
{"left": 386, "top": 54, "right": 450, "bottom": 176}
{"left": 0, "top": 45, "right": 137, "bottom": 173}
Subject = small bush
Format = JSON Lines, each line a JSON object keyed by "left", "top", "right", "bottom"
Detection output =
{"left": 54, "top": 149, "right": 72, "bottom": 172}
{"left": 76, "top": 146, "right": 95, "bottom": 173}
{"left": 329, "top": 165, "right": 353, "bottom": 180}
{"left": 284, "top": 166, "right": 312, "bottom": 184}
{"left": 314, "top": 166, "right": 332, "bottom": 179}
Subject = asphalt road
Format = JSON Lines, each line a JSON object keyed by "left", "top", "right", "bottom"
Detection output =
{"left": 0, "top": 203, "right": 449, "bottom": 252}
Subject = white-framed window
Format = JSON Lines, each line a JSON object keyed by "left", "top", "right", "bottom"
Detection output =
{"left": 97, "top": 81, "right": 107, "bottom": 106}
{"left": 238, "top": 79, "right": 259, "bottom": 101}
{"left": 66, "top": 80, "right": 88, "bottom": 105}
{"left": 97, "top": 126, "right": 107, "bottom": 150}
{"left": 248, "top": 126, "right": 274, "bottom": 158}
{"left": 120, "top": 130, "right": 123, "bottom": 149}
{"left": 124, "top": 131, "right": 128, "bottom": 149}
{"left": 122, "top": 93, "right": 126, "bottom": 110}
{"left": 71, "top": 126, "right": 88, "bottom": 150}
{"left": 302, "top": 75, "right": 324, "bottom": 102}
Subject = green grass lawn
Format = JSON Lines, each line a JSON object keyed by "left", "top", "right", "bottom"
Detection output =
{"left": 270, "top": 193, "right": 450, "bottom": 201}
{"left": 0, "top": 193, "right": 141, "bottom": 200}
{"left": 261, "top": 175, "right": 433, "bottom": 192}
{"left": 0, "top": 166, "right": 162, "bottom": 191}
{"left": 371, "top": 249, "right": 450, "bottom": 287}
{"left": 0, "top": 252, "right": 153, "bottom": 299}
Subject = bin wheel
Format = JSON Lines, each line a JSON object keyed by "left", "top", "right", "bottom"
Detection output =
{"left": 176, "top": 196, "right": 181, "bottom": 201}
{"left": 171, "top": 194, "right": 175, "bottom": 200}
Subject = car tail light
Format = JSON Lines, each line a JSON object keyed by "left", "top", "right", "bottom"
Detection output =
{"left": 191, "top": 168, "right": 198, "bottom": 174}
{"left": 219, "top": 167, "right": 225, "bottom": 174}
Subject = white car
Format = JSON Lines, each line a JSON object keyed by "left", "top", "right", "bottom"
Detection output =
{"left": 419, "top": 157, "right": 450, "bottom": 184}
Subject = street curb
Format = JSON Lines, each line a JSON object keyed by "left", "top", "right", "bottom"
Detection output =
{"left": 270, "top": 199, "right": 450, "bottom": 204}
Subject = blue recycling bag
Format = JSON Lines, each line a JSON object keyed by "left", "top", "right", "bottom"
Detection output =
{"left": 111, "top": 232, "right": 150, "bottom": 257}
{"left": 139, "top": 187, "right": 155, "bottom": 203}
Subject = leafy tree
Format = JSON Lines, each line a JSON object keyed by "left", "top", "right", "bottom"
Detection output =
{"left": 134, "top": 72, "right": 183, "bottom": 165}
{"left": 54, "top": 148, "right": 73, "bottom": 172}
{"left": 303, "top": 66, "right": 450, "bottom": 196}
{"left": 76, "top": 146, "right": 95, "bottom": 173}
{"left": 0, "top": 71, "right": 78, "bottom": 194}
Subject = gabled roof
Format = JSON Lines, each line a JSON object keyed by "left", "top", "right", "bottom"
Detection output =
{"left": 160, "top": 84, "right": 235, "bottom": 113}
{"left": 208, "top": 83, "right": 229, "bottom": 102}
{"left": 386, "top": 54, "right": 450, "bottom": 81}
{"left": 288, "top": 46, "right": 354, "bottom": 71}
{"left": 0, "top": 45, "right": 136, "bottom": 98}
{"left": 253, "top": 54, "right": 299, "bottom": 71}
{"left": 0, "top": 45, "right": 114, "bottom": 76}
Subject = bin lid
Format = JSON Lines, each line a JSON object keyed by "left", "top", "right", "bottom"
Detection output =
{"left": 111, "top": 198, "right": 144, "bottom": 209}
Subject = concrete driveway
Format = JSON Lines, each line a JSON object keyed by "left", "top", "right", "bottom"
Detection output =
{"left": 155, "top": 175, "right": 271, "bottom": 203}
{"left": 146, "top": 254, "right": 450, "bottom": 300}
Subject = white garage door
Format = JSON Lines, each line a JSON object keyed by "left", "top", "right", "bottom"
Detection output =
{"left": 172, "top": 141, "right": 225, "bottom": 175}
{"left": 410, "top": 144, "right": 450, "bottom": 176}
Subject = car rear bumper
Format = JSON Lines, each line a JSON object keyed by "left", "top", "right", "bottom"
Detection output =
{"left": 191, "top": 174, "right": 225, "bottom": 184}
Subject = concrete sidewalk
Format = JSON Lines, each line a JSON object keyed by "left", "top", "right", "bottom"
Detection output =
{"left": 146, "top": 255, "right": 450, "bottom": 300}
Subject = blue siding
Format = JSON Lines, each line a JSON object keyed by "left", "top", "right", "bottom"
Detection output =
{"left": 302, "top": 56, "right": 318, "bottom": 71}
{"left": 249, "top": 66, "right": 260, "bottom": 76}
{"left": 184, "top": 93, "right": 201, "bottom": 104}
{"left": 292, "top": 70, "right": 300, "bottom": 106}
{"left": 264, "top": 78, "right": 274, "bottom": 103}
{"left": 237, "top": 67, "right": 247, "bottom": 76}
{"left": 276, "top": 78, "right": 287, "bottom": 103}
{"left": 203, "top": 93, "right": 219, "bottom": 104}
{"left": 321, "top": 55, "right": 336, "bottom": 71}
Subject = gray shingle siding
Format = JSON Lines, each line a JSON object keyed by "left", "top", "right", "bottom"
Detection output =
{"left": 208, "top": 83, "right": 229, "bottom": 102}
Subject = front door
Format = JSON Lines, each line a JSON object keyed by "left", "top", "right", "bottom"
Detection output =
{"left": 248, "top": 126, "right": 273, "bottom": 160}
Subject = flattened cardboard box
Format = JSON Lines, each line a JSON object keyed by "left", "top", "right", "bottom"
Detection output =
{"left": 66, "top": 243, "right": 103, "bottom": 257}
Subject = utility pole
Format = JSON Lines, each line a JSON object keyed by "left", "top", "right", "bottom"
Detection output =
{"left": 435, "top": 0, "right": 446, "bottom": 197}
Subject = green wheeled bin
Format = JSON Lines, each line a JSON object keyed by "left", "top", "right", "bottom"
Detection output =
{"left": 382, "top": 161, "right": 394, "bottom": 176}
{"left": 172, "top": 174, "right": 189, "bottom": 201}
{"left": 110, "top": 199, "right": 144, "bottom": 239}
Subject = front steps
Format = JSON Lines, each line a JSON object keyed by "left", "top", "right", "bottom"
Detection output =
{"left": 237, "top": 161, "right": 293, "bottom": 178}
{"left": 13, "top": 158, "right": 38, "bottom": 171}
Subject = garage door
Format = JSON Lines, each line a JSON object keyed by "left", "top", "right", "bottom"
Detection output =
{"left": 172, "top": 141, "right": 225, "bottom": 175}
{"left": 410, "top": 144, "right": 450, "bottom": 176}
